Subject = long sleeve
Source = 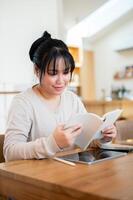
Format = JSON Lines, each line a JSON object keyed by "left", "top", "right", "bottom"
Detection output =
{"left": 4, "top": 94, "right": 62, "bottom": 161}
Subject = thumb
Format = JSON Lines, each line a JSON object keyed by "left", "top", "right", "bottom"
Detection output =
{"left": 57, "top": 123, "right": 65, "bottom": 130}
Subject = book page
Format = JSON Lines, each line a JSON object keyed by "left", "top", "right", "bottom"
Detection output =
{"left": 65, "top": 113, "right": 103, "bottom": 149}
{"left": 65, "top": 109, "right": 123, "bottom": 150}
{"left": 84, "top": 109, "right": 123, "bottom": 150}
{"left": 97, "top": 109, "right": 123, "bottom": 132}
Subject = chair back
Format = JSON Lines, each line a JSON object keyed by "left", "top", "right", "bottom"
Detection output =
{"left": 0, "top": 134, "right": 5, "bottom": 163}
{"left": 115, "top": 120, "right": 133, "bottom": 141}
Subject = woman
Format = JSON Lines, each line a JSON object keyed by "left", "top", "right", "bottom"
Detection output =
{"left": 4, "top": 31, "right": 117, "bottom": 161}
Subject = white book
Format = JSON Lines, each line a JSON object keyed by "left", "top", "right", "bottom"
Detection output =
{"left": 65, "top": 109, "right": 123, "bottom": 150}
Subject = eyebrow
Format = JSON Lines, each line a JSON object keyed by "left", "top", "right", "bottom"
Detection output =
{"left": 48, "top": 67, "right": 70, "bottom": 71}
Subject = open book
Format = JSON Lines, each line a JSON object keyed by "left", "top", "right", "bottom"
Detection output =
{"left": 65, "top": 109, "right": 123, "bottom": 150}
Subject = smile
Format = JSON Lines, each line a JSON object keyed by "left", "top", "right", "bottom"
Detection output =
{"left": 54, "top": 86, "right": 64, "bottom": 91}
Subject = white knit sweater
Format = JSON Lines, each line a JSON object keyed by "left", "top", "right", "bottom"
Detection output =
{"left": 4, "top": 88, "right": 87, "bottom": 161}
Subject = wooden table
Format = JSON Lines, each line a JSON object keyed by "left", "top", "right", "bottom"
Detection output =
{"left": 0, "top": 151, "right": 133, "bottom": 200}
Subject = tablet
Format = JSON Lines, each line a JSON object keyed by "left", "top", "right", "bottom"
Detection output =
{"left": 101, "top": 143, "right": 133, "bottom": 152}
{"left": 59, "top": 149, "right": 127, "bottom": 165}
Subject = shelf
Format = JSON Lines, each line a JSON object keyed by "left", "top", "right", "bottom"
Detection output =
{"left": 68, "top": 46, "right": 81, "bottom": 96}
{"left": 0, "top": 91, "right": 21, "bottom": 95}
{"left": 68, "top": 46, "right": 95, "bottom": 100}
{"left": 115, "top": 47, "right": 133, "bottom": 52}
{"left": 75, "top": 63, "right": 81, "bottom": 68}
{"left": 114, "top": 77, "right": 133, "bottom": 80}
{"left": 68, "top": 46, "right": 81, "bottom": 67}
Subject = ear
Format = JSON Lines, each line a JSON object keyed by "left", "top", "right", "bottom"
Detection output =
{"left": 34, "top": 64, "right": 40, "bottom": 78}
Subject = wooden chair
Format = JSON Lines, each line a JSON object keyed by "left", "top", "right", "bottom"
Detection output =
{"left": 0, "top": 134, "right": 5, "bottom": 163}
{"left": 115, "top": 120, "right": 133, "bottom": 141}
{"left": 0, "top": 135, "right": 15, "bottom": 199}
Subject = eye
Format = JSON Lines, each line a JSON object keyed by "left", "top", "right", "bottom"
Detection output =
{"left": 63, "top": 68, "right": 70, "bottom": 74}
{"left": 48, "top": 70, "right": 58, "bottom": 76}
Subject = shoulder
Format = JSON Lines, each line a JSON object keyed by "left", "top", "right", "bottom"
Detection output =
{"left": 14, "top": 87, "right": 34, "bottom": 99}
{"left": 11, "top": 88, "right": 34, "bottom": 108}
{"left": 7, "top": 88, "right": 37, "bottom": 120}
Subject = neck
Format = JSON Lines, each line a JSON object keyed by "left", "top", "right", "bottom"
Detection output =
{"left": 34, "top": 84, "right": 61, "bottom": 112}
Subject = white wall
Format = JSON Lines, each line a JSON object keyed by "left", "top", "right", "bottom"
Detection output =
{"left": 0, "top": 0, "right": 63, "bottom": 89}
{"left": 0, "top": 0, "right": 64, "bottom": 132}
{"left": 92, "top": 17, "right": 133, "bottom": 99}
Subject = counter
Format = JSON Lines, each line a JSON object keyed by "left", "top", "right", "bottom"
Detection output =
{"left": 84, "top": 100, "right": 133, "bottom": 119}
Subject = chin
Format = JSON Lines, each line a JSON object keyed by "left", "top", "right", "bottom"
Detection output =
{"left": 54, "top": 91, "right": 63, "bottom": 95}
{"left": 54, "top": 89, "right": 64, "bottom": 95}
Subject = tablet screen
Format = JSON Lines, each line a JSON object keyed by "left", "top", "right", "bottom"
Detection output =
{"left": 59, "top": 149, "right": 127, "bottom": 165}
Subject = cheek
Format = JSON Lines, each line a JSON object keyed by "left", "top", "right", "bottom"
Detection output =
{"left": 65, "top": 74, "right": 71, "bottom": 82}
{"left": 41, "top": 76, "right": 53, "bottom": 87}
{"left": 44, "top": 74, "right": 54, "bottom": 82}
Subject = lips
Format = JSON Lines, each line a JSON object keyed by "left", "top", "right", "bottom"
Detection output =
{"left": 54, "top": 86, "right": 64, "bottom": 91}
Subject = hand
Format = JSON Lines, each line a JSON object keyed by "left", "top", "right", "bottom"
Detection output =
{"left": 102, "top": 124, "right": 117, "bottom": 142}
{"left": 53, "top": 124, "right": 82, "bottom": 149}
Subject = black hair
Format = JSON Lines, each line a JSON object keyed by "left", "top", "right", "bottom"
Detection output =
{"left": 29, "top": 31, "right": 75, "bottom": 82}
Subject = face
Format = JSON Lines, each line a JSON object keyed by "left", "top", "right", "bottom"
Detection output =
{"left": 39, "top": 57, "right": 71, "bottom": 97}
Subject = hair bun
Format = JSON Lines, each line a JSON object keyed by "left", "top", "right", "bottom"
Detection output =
{"left": 29, "top": 31, "right": 51, "bottom": 62}
{"left": 42, "top": 31, "right": 51, "bottom": 39}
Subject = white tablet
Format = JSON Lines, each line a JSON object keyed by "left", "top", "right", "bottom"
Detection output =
{"left": 59, "top": 149, "right": 127, "bottom": 165}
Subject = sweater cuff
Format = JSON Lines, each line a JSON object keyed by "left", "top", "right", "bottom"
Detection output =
{"left": 33, "top": 134, "right": 63, "bottom": 159}
{"left": 47, "top": 134, "right": 63, "bottom": 154}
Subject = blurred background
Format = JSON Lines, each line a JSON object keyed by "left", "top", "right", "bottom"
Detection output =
{"left": 0, "top": 0, "right": 133, "bottom": 132}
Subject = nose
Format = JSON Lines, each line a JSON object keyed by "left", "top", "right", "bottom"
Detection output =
{"left": 56, "top": 73, "right": 64, "bottom": 83}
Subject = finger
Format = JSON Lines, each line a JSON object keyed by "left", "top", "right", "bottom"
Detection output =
{"left": 103, "top": 129, "right": 116, "bottom": 134}
{"left": 102, "top": 126, "right": 115, "bottom": 132}
{"left": 72, "top": 124, "right": 82, "bottom": 132}
{"left": 64, "top": 124, "right": 82, "bottom": 132}
{"left": 103, "top": 126, "right": 116, "bottom": 133}
{"left": 103, "top": 132, "right": 115, "bottom": 136}
{"left": 71, "top": 127, "right": 82, "bottom": 137}
{"left": 103, "top": 136, "right": 112, "bottom": 142}
{"left": 103, "top": 132, "right": 116, "bottom": 138}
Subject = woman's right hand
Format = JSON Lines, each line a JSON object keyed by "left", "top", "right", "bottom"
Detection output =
{"left": 53, "top": 124, "right": 82, "bottom": 149}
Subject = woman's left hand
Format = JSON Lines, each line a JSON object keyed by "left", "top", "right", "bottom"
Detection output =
{"left": 102, "top": 124, "right": 117, "bottom": 141}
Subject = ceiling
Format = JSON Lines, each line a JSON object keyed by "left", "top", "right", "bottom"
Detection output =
{"left": 62, "top": 0, "right": 108, "bottom": 30}
{"left": 62, "top": 0, "right": 133, "bottom": 46}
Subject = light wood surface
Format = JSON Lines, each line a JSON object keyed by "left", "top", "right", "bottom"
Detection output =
{"left": 84, "top": 100, "right": 133, "bottom": 119}
{"left": 0, "top": 150, "right": 133, "bottom": 200}
{"left": 80, "top": 50, "right": 96, "bottom": 101}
